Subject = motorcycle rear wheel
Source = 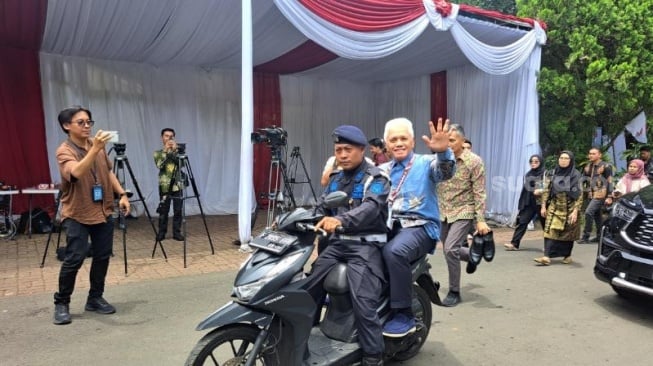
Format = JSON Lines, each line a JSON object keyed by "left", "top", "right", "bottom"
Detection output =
{"left": 391, "top": 285, "right": 432, "bottom": 361}
{"left": 185, "top": 325, "right": 279, "bottom": 366}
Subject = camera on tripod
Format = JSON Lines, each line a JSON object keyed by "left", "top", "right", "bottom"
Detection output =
{"left": 251, "top": 126, "right": 287, "bottom": 147}
{"left": 113, "top": 143, "right": 127, "bottom": 156}
{"left": 176, "top": 143, "right": 187, "bottom": 155}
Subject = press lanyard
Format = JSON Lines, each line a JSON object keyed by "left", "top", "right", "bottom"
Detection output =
{"left": 388, "top": 155, "right": 415, "bottom": 204}
{"left": 66, "top": 139, "right": 98, "bottom": 183}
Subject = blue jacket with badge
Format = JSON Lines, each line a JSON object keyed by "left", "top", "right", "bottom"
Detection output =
{"left": 318, "top": 159, "right": 390, "bottom": 235}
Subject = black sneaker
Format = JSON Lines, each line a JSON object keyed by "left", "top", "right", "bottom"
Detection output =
{"left": 577, "top": 237, "right": 590, "bottom": 244}
{"left": 362, "top": 354, "right": 384, "bottom": 366}
{"left": 441, "top": 291, "right": 461, "bottom": 307}
{"left": 589, "top": 237, "right": 599, "bottom": 243}
{"left": 85, "top": 297, "right": 116, "bottom": 314}
{"left": 53, "top": 303, "right": 71, "bottom": 325}
{"left": 173, "top": 234, "right": 185, "bottom": 241}
{"left": 156, "top": 233, "right": 166, "bottom": 242}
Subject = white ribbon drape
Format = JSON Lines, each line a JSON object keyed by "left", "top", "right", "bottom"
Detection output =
{"left": 273, "top": 0, "right": 430, "bottom": 59}
{"left": 274, "top": 0, "right": 546, "bottom": 75}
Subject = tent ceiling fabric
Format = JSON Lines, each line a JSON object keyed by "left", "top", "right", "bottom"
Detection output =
{"left": 35, "top": 0, "right": 545, "bottom": 232}
{"left": 41, "top": 0, "right": 536, "bottom": 81}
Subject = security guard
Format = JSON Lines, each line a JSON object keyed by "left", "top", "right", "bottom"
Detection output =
{"left": 304, "top": 124, "right": 390, "bottom": 366}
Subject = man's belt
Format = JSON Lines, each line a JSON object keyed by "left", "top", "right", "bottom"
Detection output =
{"left": 336, "top": 233, "right": 387, "bottom": 243}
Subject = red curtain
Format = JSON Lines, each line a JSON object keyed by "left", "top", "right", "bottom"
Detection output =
{"left": 430, "top": 71, "right": 447, "bottom": 121}
{"left": 252, "top": 40, "right": 339, "bottom": 207}
{"left": 254, "top": 40, "right": 338, "bottom": 74}
{"left": 253, "top": 73, "right": 282, "bottom": 207}
{"left": 298, "top": 0, "right": 425, "bottom": 31}
{"left": 0, "top": 0, "right": 51, "bottom": 213}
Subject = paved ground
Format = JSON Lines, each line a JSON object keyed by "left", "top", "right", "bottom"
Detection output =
{"left": 2, "top": 216, "right": 652, "bottom": 365}
{"left": 0, "top": 213, "right": 537, "bottom": 298}
{"left": 0, "top": 213, "right": 267, "bottom": 298}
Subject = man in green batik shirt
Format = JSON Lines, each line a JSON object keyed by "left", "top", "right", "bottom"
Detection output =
{"left": 154, "top": 128, "right": 184, "bottom": 241}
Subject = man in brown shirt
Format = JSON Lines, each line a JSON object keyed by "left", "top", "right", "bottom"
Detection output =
{"left": 437, "top": 124, "right": 490, "bottom": 307}
{"left": 53, "top": 106, "right": 130, "bottom": 325}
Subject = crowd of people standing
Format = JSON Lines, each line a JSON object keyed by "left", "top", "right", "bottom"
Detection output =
{"left": 505, "top": 146, "right": 651, "bottom": 266}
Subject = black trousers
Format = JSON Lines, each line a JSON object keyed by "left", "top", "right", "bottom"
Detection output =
{"left": 304, "top": 239, "right": 385, "bottom": 356}
{"left": 54, "top": 217, "right": 114, "bottom": 305}
{"left": 158, "top": 190, "right": 182, "bottom": 236}
{"left": 510, "top": 204, "right": 544, "bottom": 248}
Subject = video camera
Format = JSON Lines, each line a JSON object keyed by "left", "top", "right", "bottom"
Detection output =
{"left": 177, "top": 143, "right": 187, "bottom": 155}
{"left": 113, "top": 143, "right": 127, "bottom": 156}
{"left": 251, "top": 126, "right": 287, "bottom": 147}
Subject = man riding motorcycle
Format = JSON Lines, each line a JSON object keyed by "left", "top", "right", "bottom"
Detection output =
{"left": 303, "top": 124, "right": 391, "bottom": 366}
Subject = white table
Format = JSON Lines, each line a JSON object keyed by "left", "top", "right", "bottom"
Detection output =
{"left": 21, "top": 188, "right": 59, "bottom": 238}
{"left": 0, "top": 190, "right": 20, "bottom": 239}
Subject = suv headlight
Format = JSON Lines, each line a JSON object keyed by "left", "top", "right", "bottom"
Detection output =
{"left": 234, "top": 251, "right": 304, "bottom": 302}
{"left": 613, "top": 202, "right": 638, "bottom": 223}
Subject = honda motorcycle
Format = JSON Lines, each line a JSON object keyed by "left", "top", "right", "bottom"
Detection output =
{"left": 185, "top": 192, "right": 442, "bottom": 366}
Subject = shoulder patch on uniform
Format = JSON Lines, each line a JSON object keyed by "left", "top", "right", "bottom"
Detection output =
{"left": 369, "top": 181, "right": 384, "bottom": 194}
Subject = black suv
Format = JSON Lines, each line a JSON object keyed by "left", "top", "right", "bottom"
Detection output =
{"left": 595, "top": 184, "right": 653, "bottom": 298}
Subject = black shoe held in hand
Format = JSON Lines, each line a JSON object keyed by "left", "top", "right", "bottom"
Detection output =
{"left": 482, "top": 231, "right": 495, "bottom": 262}
{"left": 470, "top": 234, "right": 484, "bottom": 265}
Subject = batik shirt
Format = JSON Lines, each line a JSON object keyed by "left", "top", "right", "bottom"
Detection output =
{"left": 437, "top": 149, "right": 486, "bottom": 223}
{"left": 154, "top": 149, "right": 182, "bottom": 194}
{"left": 385, "top": 149, "right": 455, "bottom": 240}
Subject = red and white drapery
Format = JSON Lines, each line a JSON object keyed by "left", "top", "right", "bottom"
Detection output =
{"left": 275, "top": 0, "right": 546, "bottom": 74}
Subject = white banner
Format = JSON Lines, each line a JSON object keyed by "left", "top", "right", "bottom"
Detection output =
{"left": 625, "top": 111, "right": 647, "bottom": 143}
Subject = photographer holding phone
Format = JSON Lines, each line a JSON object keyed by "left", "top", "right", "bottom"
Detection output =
{"left": 53, "top": 106, "right": 131, "bottom": 325}
{"left": 154, "top": 128, "right": 184, "bottom": 241}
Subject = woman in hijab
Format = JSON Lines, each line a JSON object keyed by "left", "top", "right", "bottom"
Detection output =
{"left": 607, "top": 159, "right": 650, "bottom": 204}
{"left": 534, "top": 151, "right": 583, "bottom": 265}
{"left": 505, "top": 154, "right": 546, "bottom": 251}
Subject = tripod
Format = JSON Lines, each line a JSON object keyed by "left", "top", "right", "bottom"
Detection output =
{"left": 113, "top": 147, "right": 163, "bottom": 273}
{"left": 286, "top": 146, "right": 317, "bottom": 204}
{"left": 153, "top": 151, "right": 214, "bottom": 268}
{"left": 40, "top": 191, "right": 63, "bottom": 268}
{"left": 264, "top": 145, "right": 316, "bottom": 228}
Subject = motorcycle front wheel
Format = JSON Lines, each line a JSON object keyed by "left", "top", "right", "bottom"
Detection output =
{"left": 185, "top": 325, "right": 279, "bottom": 366}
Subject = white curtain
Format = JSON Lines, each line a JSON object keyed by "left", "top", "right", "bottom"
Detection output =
{"left": 447, "top": 48, "right": 542, "bottom": 224}
{"left": 40, "top": 53, "right": 251, "bottom": 217}
{"left": 279, "top": 75, "right": 431, "bottom": 205}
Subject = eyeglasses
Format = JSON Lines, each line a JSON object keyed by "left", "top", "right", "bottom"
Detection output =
{"left": 72, "top": 119, "right": 95, "bottom": 127}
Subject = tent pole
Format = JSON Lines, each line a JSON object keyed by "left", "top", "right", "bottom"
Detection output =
{"left": 238, "top": 0, "right": 254, "bottom": 246}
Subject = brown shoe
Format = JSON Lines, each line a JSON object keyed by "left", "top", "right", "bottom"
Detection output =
{"left": 533, "top": 256, "right": 551, "bottom": 266}
{"left": 504, "top": 243, "right": 519, "bottom": 251}
{"left": 562, "top": 256, "right": 573, "bottom": 264}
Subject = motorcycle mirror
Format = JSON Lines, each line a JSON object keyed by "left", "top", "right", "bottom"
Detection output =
{"left": 323, "top": 191, "right": 349, "bottom": 209}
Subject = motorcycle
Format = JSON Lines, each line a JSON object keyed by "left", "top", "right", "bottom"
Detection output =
{"left": 185, "top": 192, "right": 443, "bottom": 366}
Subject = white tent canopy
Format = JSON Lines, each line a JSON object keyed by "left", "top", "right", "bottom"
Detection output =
{"left": 39, "top": 0, "right": 545, "bottom": 242}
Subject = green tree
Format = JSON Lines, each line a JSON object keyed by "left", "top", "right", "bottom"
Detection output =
{"left": 516, "top": 0, "right": 653, "bottom": 157}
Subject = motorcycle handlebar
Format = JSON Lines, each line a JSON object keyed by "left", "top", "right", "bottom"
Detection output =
{"left": 296, "top": 223, "right": 328, "bottom": 237}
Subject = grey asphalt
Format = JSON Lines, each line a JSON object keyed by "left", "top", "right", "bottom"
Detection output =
{"left": 1, "top": 239, "right": 652, "bottom": 366}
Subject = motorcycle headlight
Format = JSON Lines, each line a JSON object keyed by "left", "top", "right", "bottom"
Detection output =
{"left": 613, "top": 202, "right": 638, "bottom": 223}
{"left": 234, "top": 251, "right": 304, "bottom": 302}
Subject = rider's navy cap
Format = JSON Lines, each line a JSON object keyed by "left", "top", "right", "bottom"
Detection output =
{"left": 332, "top": 125, "right": 367, "bottom": 146}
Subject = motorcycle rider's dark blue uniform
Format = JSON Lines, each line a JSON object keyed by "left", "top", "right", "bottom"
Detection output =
{"left": 304, "top": 158, "right": 390, "bottom": 359}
